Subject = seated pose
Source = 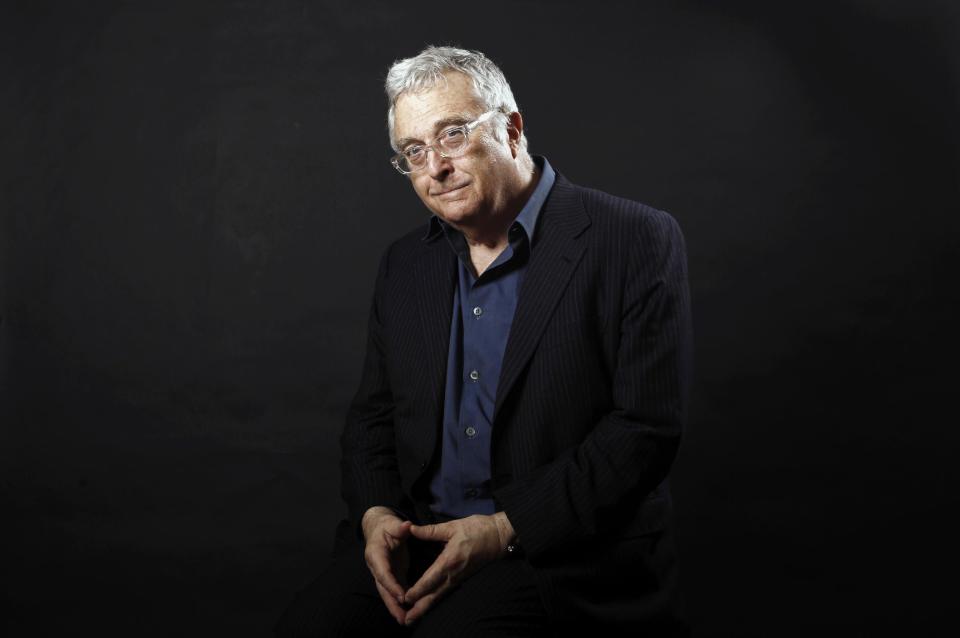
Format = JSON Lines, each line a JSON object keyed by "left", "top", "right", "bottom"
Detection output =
{"left": 277, "top": 45, "right": 693, "bottom": 637}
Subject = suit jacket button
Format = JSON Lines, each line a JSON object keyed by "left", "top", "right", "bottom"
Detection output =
{"left": 419, "top": 461, "right": 427, "bottom": 469}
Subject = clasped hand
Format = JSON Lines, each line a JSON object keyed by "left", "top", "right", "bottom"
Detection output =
{"left": 362, "top": 507, "right": 514, "bottom": 626}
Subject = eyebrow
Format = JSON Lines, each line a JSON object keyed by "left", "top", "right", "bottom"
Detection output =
{"left": 395, "top": 114, "right": 474, "bottom": 150}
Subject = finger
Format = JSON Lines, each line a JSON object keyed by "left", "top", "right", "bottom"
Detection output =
{"left": 404, "top": 587, "right": 448, "bottom": 626}
{"left": 375, "top": 580, "right": 405, "bottom": 623}
{"left": 392, "top": 541, "right": 411, "bottom": 591}
{"left": 372, "top": 564, "right": 405, "bottom": 602}
{"left": 375, "top": 579, "right": 407, "bottom": 625}
{"left": 382, "top": 517, "right": 412, "bottom": 535}
{"left": 386, "top": 519, "right": 413, "bottom": 543}
{"left": 408, "top": 521, "right": 453, "bottom": 542}
{"left": 403, "top": 552, "right": 453, "bottom": 604}
{"left": 366, "top": 546, "right": 406, "bottom": 600}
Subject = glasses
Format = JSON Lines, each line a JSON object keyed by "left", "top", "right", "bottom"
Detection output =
{"left": 390, "top": 110, "right": 499, "bottom": 175}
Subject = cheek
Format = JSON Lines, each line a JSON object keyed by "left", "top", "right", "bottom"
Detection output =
{"left": 412, "top": 179, "right": 431, "bottom": 200}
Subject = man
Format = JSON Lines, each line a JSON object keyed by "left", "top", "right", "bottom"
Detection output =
{"left": 277, "top": 46, "right": 693, "bottom": 636}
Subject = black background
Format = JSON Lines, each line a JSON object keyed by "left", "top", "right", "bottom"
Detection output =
{"left": 3, "top": 0, "right": 958, "bottom": 635}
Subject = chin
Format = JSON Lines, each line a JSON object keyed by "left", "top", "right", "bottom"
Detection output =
{"left": 434, "top": 202, "right": 479, "bottom": 224}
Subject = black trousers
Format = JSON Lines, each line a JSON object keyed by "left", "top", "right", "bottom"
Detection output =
{"left": 275, "top": 521, "right": 550, "bottom": 637}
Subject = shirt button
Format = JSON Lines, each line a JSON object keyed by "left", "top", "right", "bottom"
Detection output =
{"left": 465, "top": 426, "right": 477, "bottom": 438}
{"left": 465, "top": 488, "right": 479, "bottom": 498}
{"left": 473, "top": 306, "right": 483, "bottom": 317}
{"left": 469, "top": 369, "right": 479, "bottom": 381}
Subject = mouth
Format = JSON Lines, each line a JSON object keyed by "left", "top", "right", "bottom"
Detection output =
{"left": 432, "top": 184, "right": 468, "bottom": 197}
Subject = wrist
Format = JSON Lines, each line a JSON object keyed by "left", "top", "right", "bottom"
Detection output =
{"left": 493, "top": 511, "right": 518, "bottom": 553}
{"left": 362, "top": 506, "right": 399, "bottom": 538}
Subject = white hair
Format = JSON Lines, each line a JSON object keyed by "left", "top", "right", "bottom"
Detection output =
{"left": 385, "top": 45, "right": 530, "bottom": 157}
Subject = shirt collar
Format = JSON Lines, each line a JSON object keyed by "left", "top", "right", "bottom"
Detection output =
{"left": 421, "top": 155, "right": 556, "bottom": 243}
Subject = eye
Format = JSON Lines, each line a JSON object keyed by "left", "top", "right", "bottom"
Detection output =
{"left": 442, "top": 127, "right": 465, "bottom": 139}
{"left": 403, "top": 145, "right": 424, "bottom": 158}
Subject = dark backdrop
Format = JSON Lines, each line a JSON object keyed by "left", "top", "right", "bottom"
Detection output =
{"left": 3, "top": 1, "right": 958, "bottom": 635}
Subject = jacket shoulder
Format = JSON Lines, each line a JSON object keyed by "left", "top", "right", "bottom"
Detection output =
{"left": 574, "top": 182, "right": 673, "bottom": 224}
{"left": 571, "top": 181, "right": 684, "bottom": 238}
{"left": 373, "top": 223, "right": 435, "bottom": 280}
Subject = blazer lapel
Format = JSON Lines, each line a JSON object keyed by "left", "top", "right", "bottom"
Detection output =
{"left": 494, "top": 174, "right": 591, "bottom": 422}
{"left": 413, "top": 234, "right": 457, "bottom": 458}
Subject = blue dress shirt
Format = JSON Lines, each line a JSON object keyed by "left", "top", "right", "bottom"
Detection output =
{"left": 426, "top": 157, "right": 556, "bottom": 518}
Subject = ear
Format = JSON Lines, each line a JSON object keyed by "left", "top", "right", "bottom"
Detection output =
{"left": 506, "top": 111, "right": 524, "bottom": 158}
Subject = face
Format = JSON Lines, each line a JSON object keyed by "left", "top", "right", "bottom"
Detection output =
{"left": 392, "top": 72, "right": 522, "bottom": 229}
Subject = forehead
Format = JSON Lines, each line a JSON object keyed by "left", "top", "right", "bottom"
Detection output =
{"left": 393, "top": 72, "right": 485, "bottom": 142}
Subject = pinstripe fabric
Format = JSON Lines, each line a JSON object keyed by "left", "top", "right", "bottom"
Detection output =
{"left": 340, "top": 170, "right": 693, "bottom": 629}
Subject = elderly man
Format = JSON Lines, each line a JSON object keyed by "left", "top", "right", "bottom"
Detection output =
{"left": 277, "top": 46, "right": 693, "bottom": 637}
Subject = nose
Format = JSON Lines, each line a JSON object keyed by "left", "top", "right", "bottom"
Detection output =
{"left": 424, "top": 146, "right": 452, "bottom": 180}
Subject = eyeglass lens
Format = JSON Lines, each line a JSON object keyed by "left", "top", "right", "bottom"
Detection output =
{"left": 401, "top": 128, "right": 469, "bottom": 171}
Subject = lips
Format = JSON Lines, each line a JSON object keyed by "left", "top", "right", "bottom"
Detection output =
{"left": 432, "top": 184, "right": 468, "bottom": 196}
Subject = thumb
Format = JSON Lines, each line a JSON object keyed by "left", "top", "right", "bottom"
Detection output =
{"left": 409, "top": 522, "right": 451, "bottom": 541}
{"left": 385, "top": 519, "right": 413, "bottom": 541}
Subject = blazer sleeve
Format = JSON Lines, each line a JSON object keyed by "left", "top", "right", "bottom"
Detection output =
{"left": 339, "top": 243, "right": 410, "bottom": 539}
{"left": 493, "top": 209, "right": 693, "bottom": 560}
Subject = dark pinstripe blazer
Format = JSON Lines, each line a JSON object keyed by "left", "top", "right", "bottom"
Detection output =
{"left": 341, "top": 169, "right": 693, "bottom": 628}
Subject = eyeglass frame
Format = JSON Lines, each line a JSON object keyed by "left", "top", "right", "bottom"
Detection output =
{"left": 390, "top": 109, "right": 501, "bottom": 175}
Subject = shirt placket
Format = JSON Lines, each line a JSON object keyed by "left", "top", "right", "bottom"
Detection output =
{"left": 460, "top": 276, "right": 487, "bottom": 503}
